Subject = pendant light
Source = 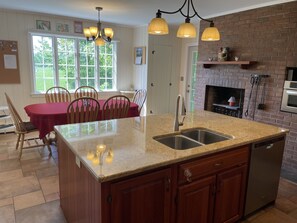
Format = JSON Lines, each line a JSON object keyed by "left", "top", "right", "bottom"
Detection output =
{"left": 148, "top": 0, "right": 220, "bottom": 41}
{"left": 83, "top": 7, "right": 114, "bottom": 46}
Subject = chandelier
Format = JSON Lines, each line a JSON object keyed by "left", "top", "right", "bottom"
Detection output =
{"left": 83, "top": 7, "right": 114, "bottom": 46}
{"left": 148, "top": 0, "right": 220, "bottom": 41}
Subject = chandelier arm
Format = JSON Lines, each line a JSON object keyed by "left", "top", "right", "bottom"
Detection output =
{"left": 158, "top": 0, "right": 187, "bottom": 15}
{"left": 190, "top": 0, "right": 213, "bottom": 23}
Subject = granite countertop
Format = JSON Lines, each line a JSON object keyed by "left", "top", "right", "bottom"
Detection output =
{"left": 54, "top": 111, "right": 288, "bottom": 182}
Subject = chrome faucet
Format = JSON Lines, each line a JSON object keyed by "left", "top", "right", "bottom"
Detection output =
{"left": 174, "top": 94, "right": 186, "bottom": 131}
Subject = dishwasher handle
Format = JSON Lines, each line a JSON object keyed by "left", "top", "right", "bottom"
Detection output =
{"left": 266, "top": 143, "right": 274, "bottom": 149}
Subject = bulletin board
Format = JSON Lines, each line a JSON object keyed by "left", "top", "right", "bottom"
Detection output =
{"left": 0, "top": 40, "right": 20, "bottom": 84}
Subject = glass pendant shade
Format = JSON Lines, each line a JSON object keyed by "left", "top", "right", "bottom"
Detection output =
{"left": 148, "top": 17, "right": 169, "bottom": 35}
{"left": 104, "top": 28, "right": 114, "bottom": 39}
{"left": 89, "top": 27, "right": 98, "bottom": 37}
{"left": 201, "top": 26, "right": 220, "bottom": 41}
{"left": 95, "top": 37, "right": 105, "bottom": 46}
{"left": 177, "top": 22, "right": 197, "bottom": 38}
{"left": 83, "top": 28, "right": 91, "bottom": 38}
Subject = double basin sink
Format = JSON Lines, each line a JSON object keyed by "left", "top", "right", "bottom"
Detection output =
{"left": 153, "top": 128, "right": 232, "bottom": 150}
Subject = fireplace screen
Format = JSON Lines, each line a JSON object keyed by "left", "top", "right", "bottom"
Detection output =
{"left": 204, "top": 85, "right": 245, "bottom": 118}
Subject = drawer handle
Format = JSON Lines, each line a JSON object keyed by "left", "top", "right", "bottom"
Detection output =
{"left": 184, "top": 169, "right": 192, "bottom": 183}
{"left": 266, "top": 143, "right": 274, "bottom": 149}
{"left": 214, "top": 163, "right": 222, "bottom": 167}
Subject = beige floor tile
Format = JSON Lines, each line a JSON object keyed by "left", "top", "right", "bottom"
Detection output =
{"left": 44, "top": 192, "right": 60, "bottom": 202}
{"left": 275, "top": 196, "right": 297, "bottom": 214}
{"left": 36, "top": 166, "right": 58, "bottom": 179}
{"left": 0, "top": 169, "right": 23, "bottom": 183}
{"left": 0, "top": 197, "right": 13, "bottom": 208}
{"left": 0, "top": 175, "right": 40, "bottom": 200}
{"left": 15, "top": 200, "right": 66, "bottom": 223}
{"left": 13, "top": 190, "right": 45, "bottom": 211}
{"left": 0, "top": 152, "right": 9, "bottom": 161}
{"left": 0, "top": 158, "right": 21, "bottom": 173}
{"left": 39, "top": 175, "right": 59, "bottom": 196}
{"left": 249, "top": 208, "right": 297, "bottom": 223}
{"left": 289, "top": 209, "right": 297, "bottom": 220}
{"left": 20, "top": 157, "right": 56, "bottom": 174}
{"left": 0, "top": 205, "right": 15, "bottom": 223}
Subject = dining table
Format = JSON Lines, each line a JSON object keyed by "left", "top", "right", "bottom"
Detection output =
{"left": 24, "top": 100, "right": 139, "bottom": 139}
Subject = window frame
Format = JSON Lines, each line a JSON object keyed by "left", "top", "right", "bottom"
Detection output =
{"left": 29, "top": 31, "right": 117, "bottom": 94}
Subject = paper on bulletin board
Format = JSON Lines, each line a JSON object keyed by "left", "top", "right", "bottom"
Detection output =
{"left": 4, "top": 54, "right": 17, "bottom": 69}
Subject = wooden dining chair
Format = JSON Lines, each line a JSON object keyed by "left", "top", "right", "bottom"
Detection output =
{"left": 5, "top": 93, "right": 52, "bottom": 159}
{"left": 67, "top": 97, "right": 100, "bottom": 124}
{"left": 45, "top": 86, "right": 71, "bottom": 103}
{"left": 102, "top": 95, "right": 131, "bottom": 120}
{"left": 74, "top": 86, "right": 98, "bottom": 100}
{"left": 132, "top": 89, "right": 147, "bottom": 114}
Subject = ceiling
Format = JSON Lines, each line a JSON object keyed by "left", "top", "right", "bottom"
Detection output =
{"left": 0, "top": 0, "right": 294, "bottom": 26}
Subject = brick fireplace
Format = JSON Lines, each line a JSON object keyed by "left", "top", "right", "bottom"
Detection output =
{"left": 196, "top": 1, "right": 297, "bottom": 178}
{"left": 204, "top": 85, "right": 245, "bottom": 118}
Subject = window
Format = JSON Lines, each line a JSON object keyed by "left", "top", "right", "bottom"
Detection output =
{"left": 31, "top": 33, "right": 117, "bottom": 93}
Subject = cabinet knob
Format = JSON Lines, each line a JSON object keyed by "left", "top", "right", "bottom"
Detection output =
{"left": 266, "top": 143, "right": 274, "bottom": 149}
{"left": 184, "top": 169, "right": 192, "bottom": 183}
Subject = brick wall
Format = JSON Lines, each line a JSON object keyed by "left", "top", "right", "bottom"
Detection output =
{"left": 196, "top": 2, "right": 297, "bottom": 173}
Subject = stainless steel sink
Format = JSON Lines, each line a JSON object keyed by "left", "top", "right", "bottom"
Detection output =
{"left": 181, "top": 128, "right": 232, "bottom": 145}
{"left": 153, "top": 134, "right": 203, "bottom": 150}
{"left": 153, "top": 128, "right": 232, "bottom": 150}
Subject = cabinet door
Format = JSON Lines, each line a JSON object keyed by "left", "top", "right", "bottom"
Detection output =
{"left": 214, "top": 165, "right": 247, "bottom": 223}
{"left": 177, "top": 175, "right": 216, "bottom": 223}
{"left": 110, "top": 168, "right": 172, "bottom": 223}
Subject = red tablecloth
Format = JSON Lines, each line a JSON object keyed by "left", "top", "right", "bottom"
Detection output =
{"left": 24, "top": 100, "right": 139, "bottom": 139}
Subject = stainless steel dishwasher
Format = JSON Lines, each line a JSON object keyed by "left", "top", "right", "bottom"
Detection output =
{"left": 244, "top": 136, "right": 285, "bottom": 217}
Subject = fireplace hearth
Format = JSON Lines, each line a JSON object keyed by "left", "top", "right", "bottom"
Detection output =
{"left": 204, "top": 85, "right": 245, "bottom": 118}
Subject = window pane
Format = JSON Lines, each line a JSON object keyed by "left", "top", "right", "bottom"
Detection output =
{"left": 31, "top": 35, "right": 117, "bottom": 93}
{"left": 57, "top": 37, "right": 76, "bottom": 90}
{"left": 78, "top": 40, "right": 96, "bottom": 87}
{"left": 98, "top": 43, "right": 116, "bottom": 90}
{"left": 32, "top": 35, "right": 55, "bottom": 93}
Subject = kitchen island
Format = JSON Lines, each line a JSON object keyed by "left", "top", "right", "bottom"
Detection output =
{"left": 55, "top": 111, "right": 287, "bottom": 223}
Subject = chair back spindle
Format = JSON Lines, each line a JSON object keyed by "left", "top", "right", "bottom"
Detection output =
{"left": 132, "top": 89, "right": 147, "bottom": 114}
{"left": 74, "top": 86, "right": 98, "bottom": 100}
{"left": 102, "top": 95, "right": 130, "bottom": 120}
{"left": 67, "top": 97, "right": 100, "bottom": 124}
{"left": 45, "top": 86, "right": 71, "bottom": 103}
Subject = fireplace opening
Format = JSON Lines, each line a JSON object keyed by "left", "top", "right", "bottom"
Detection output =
{"left": 204, "top": 85, "right": 245, "bottom": 118}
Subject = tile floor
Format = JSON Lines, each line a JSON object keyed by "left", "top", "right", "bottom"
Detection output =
{"left": 0, "top": 132, "right": 296, "bottom": 223}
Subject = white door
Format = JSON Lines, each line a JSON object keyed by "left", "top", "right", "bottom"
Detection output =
{"left": 148, "top": 45, "right": 173, "bottom": 114}
{"left": 185, "top": 46, "right": 198, "bottom": 112}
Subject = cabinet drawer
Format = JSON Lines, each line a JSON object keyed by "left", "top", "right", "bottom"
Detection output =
{"left": 178, "top": 146, "right": 249, "bottom": 184}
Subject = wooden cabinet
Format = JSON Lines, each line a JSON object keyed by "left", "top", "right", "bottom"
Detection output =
{"left": 58, "top": 136, "right": 249, "bottom": 223}
{"left": 177, "top": 175, "right": 216, "bottom": 223}
{"left": 110, "top": 168, "right": 172, "bottom": 223}
{"left": 176, "top": 146, "right": 249, "bottom": 223}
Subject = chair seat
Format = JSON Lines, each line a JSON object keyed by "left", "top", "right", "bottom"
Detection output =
{"left": 20, "top": 121, "right": 37, "bottom": 132}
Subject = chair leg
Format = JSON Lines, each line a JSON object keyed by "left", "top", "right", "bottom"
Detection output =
{"left": 15, "top": 133, "right": 21, "bottom": 150}
{"left": 18, "top": 134, "right": 25, "bottom": 160}
{"left": 43, "top": 137, "right": 52, "bottom": 156}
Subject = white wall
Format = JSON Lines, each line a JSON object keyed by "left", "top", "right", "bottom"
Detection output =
{"left": 0, "top": 9, "right": 134, "bottom": 119}
{"left": 132, "top": 26, "right": 148, "bottom": 91}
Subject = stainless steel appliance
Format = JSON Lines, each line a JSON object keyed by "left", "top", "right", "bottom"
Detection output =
{"left": 244, "top": 136, "right": 285, "bottom": 217}
{"left": 281, "top": 81, "right": 297, "bottom": 113}
{"left": 281, "top": 67, "right": 297, "bottom": 113}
